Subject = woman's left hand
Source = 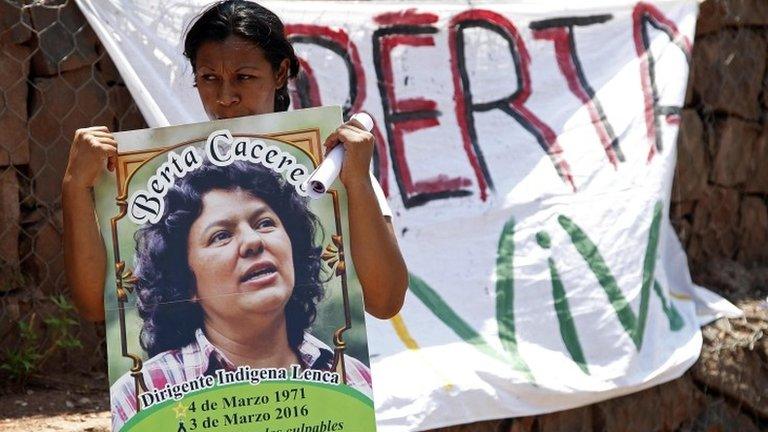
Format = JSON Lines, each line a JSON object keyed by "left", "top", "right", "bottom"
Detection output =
{"left": 323, "top": 117, "right": 408, "bottom": 319}
{"left": 322, "top": 119, "right": 375, "bottom": 190}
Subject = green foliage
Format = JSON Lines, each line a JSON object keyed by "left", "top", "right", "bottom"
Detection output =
{"left": 0, "top": 295, "right": 83, "bottom": 383}
{"left": 0, "top": 267, "right": 29, "bottom": 293}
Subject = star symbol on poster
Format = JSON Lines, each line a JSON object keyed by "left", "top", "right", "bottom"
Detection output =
{"left": 173, "top": 402, "right": 188, "bottom": 418}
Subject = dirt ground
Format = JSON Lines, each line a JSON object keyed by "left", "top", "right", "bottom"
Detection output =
{"left": 0, "top": 373, "right": 111, "bottom": 432}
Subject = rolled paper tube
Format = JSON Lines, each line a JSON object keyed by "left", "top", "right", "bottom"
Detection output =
{"left": 304, "top": 112, "right": 374, "bottom": 199}
{"left": 305, "top": 145, "right": 344, "bottom": 199}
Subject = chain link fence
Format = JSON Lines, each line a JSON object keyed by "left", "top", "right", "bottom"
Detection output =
{"left": 0, "top": 0, "right": 146, "bottom": 386}
{"left": 0, "top": 0, "right": 765, "bottom": 431}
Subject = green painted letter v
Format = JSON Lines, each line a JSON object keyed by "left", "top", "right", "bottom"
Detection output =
{"left": 557, "top": 202, "right": 663, "bottom": 350}
{"left": 409, "top": 271, "right": 534, "bottom": 382}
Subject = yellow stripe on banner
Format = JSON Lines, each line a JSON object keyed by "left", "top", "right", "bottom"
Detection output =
{"left": 390, "top": 314, "right": 455, "bottom": 391}
{"left": 670, "top": 292, "right": 692, "bottom": 301}
{"left": 390, "top": 314, "right": 419, "bottom": 350}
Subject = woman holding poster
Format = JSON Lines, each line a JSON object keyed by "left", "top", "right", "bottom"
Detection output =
{"left": 63, "top": 0, "right": 407, "bottom": 321}
{"left": 63, "top": 2, "right": 406, "bottom": 430}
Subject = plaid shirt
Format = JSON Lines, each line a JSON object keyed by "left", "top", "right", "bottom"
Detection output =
{"left": 110, "top": 329, "right": 372, "bottom": 431}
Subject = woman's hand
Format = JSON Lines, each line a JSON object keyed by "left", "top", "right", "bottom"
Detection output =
{"left": 322, "top": 119, "right": 374, "bottom": 189}
{"left": 323, "top": 116, "right": 408, "bottom": 319}
{"left": 64, "top": 126, "right": 118, "bottom": 189}
{"left": 62, "top": 126, "right": 115, "bottom": 322}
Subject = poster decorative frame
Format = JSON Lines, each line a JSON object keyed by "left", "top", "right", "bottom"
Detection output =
{"left": 108, "top": 128, "right": 354, "bottom": 412}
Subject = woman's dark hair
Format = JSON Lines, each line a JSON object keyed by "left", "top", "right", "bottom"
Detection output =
{"left": 134, "top": 160, "right": 323, "bottom": 357}
{"left": 183, "top": 0, "right": 300, "bottom": 111}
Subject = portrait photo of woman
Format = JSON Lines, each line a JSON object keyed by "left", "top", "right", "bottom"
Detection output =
{"left": 109, "top": 159, "right": 372, "bottom": 429}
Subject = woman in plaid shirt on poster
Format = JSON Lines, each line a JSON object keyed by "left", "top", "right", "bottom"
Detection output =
{"left": 109, "top": 161, "right": 373, "bottom": 430}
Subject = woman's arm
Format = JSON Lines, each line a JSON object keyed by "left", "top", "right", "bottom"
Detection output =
{"left": 62, "top": 126, "right": 117, "bottom": 322}
{"left": 324, "top": 122, "right": 408, "bottom": 320}
{"left": 345, "top": 181, "right": 408, "bottom": 319}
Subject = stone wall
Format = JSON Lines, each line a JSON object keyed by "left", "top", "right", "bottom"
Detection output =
{"left": 671, "top": 0, "right": 768, "bottom": 303}
{"left": 0, "top": 0, "right": 145, "bottom": 372}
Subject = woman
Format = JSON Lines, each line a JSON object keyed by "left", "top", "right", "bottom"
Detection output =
{"left": 63, "top": 0, "right": 407, "bottom": 323}
{"left": 109, "top": 161, "right": 372, "bottom": 429}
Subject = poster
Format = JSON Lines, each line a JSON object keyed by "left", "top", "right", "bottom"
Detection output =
{"left": 94, "top": 106, "right": 376, "bottom": 431}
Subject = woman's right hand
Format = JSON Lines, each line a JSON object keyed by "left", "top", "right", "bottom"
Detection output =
{"left": 64, "top": 126, "right": 118, "bottom": 189}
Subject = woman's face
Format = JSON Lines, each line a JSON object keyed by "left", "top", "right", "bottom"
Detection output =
{"left": 187, "top": 188, "right": 295, "bottom": 323}
{"left": 194, "top": 35, "right": 288, "bottom": 120}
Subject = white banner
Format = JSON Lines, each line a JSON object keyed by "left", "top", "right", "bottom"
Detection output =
{"left": 76, "top": 1, "right": 741, "bottom": 430}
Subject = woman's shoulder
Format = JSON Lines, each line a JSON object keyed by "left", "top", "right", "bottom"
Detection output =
{"left": 301, "top": 332, "right": 370, "bottom": 368}
{"left": 110, "top": 349, "right": 182, "bottom": 397}
{"left": 110, "top": 346, "right": 198, "bottom": 394}
{"left": 340, "top": 353, "right": 372, "bottom": 396}
{"left": 300, "top": 332, "right": 372, "bottom": 397}
{"left": 109, "top": 347, "right": 195, "bottom": 429}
